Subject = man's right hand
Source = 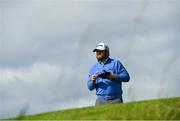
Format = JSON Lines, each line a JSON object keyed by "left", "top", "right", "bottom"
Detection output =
{"left": 91, "top": 74, "right": 97, "bottom": 83}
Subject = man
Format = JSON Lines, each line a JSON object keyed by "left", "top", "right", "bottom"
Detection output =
{"left": 87, "top": 42, "right": 130, "bottom": 105}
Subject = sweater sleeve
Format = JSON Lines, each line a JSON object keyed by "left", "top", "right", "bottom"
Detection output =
{"left": 87, "top": 70, "right": 96, "bottom": 91}
{"left": 115, "top": 60, "right": 130, "bottom": 82}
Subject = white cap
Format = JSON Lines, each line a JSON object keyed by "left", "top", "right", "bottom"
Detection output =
{"left": 93, "top": 42, "right": 109, "bottom": 52}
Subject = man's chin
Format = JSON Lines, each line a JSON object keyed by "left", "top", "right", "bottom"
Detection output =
{"left": 97, "top": 58, "right": 104, "bottom": 61}
{"left": 96, "top": 56, "right": 107, "bottom": 61}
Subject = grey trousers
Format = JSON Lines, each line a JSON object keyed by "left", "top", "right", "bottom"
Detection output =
{"left": 95, "top": 98, "right": 123, "bottom": 106}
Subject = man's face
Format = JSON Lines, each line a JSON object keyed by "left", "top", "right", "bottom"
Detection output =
{"left": 96, "top": 50, "right": 107, "bottom": 61}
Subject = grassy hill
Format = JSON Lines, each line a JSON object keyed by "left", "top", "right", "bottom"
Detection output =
{"left": 15, "top": 97, "right": 180, "bottom": 120}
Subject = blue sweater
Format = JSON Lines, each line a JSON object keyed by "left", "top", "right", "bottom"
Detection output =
{"left": 87, "top": 58, "right": 130, "bottom": 99}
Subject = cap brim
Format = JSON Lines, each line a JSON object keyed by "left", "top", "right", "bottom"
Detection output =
{"left": 93, "top": 49, "right": 105, "bottom": 52}
{"left": 93, "top": 49, "right": 98, "bottom": 52}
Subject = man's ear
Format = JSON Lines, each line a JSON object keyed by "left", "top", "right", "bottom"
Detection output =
{"left": 106, "top": 50, "right": 109, "bottom": 57}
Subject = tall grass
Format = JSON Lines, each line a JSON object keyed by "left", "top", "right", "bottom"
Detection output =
{"left": 13, "top": 97, "right": 180, "bottom": 120}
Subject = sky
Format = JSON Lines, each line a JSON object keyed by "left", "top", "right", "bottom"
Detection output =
{"left": 0, "top": 0, "right": 180, "bottom": 119}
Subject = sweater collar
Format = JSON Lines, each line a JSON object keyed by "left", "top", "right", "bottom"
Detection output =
{"left": 98, "top": 57, "right": 109, "bottom": 65}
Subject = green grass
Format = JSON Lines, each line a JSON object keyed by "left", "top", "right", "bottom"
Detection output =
{"left": 13, "top": 97, "right": 180, "bottom": 120}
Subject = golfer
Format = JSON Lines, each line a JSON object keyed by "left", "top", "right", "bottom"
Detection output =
{"left": 87, "top": 42, "right": 130, "bottom": 105}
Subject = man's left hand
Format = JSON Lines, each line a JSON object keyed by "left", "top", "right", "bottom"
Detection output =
{"left": 108, "top": 73, "right": 118, "bottom": 80}
{"left": 97, "top": 70, "right": 110, "bottom": 79}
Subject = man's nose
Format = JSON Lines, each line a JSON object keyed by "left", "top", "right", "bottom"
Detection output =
{"left": 96, "top": 51, "right": 101, "bottom": 54}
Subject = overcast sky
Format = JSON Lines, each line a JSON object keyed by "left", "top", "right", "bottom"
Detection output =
{"left": 0, "top": 0, "right": 180, "bottom": 119}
